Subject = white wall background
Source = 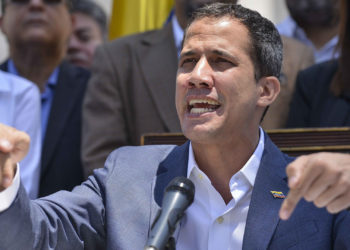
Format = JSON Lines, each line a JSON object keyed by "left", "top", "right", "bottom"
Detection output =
{"left": 239, "top": 0, "right": 289, "bottom": 24}
{"left": 94, "top": 0, "right": 113, "bottom": 17}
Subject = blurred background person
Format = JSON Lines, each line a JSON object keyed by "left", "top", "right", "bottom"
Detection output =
{"left": 0, "top": 0, "right": 89, "bottom": 196}
{"left": 287, "top": 0, "right": 350, "bottom": 127}
{"left": 0, "top": 70, "right": 41, "bottom": 199}
{"left": 277, "top": 0, "right": 340, "bottom": 63}
{"left": 261, "top": 35, "right": 314, "bottom": 129}
{"left": 66, "top": 0, "right": 108, "bottom": 69}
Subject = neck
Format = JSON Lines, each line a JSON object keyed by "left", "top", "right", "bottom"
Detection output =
{"left": 10, "top": 43, "right": 64, "bottom": 92}
{"left": 303, "top": 24, "right": 339, "bottom": 50}
{"left": 192, "top": 133, "right": 259, "bottom": 204}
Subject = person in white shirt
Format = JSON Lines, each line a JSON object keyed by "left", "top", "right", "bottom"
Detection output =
{"left": 0, "top": 3, "right": 349, "bottom": 249}
{"left": 0, "top": 70, "right": 41, "bottom": 199}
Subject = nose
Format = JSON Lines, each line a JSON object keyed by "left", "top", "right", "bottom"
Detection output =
{"left": 188, "top": 57, "right": 214, "bottom": 88}
{"left": 68, "top": 35, "right": 81, "bottom": 53}
{"left": 28, "top": 0, "right": 45, "bottom": 9}
{"left": 29, "top": 0, "right": 43, "bottom": 4}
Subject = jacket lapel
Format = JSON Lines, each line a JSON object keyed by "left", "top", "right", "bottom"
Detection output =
{"left": 148, "top": 142, "right": 189, "bottom": 241}
{"left": 243, "top": 133, "right": 292, "bottom": 249}
{"left": 136, "top": 23, "right": 180, "bottom": 132}
{"left": 41, "top": 62, "right": 82, "bottom": 174}
{"left": 153, "top": 141, "right": 190, "bottom": 206}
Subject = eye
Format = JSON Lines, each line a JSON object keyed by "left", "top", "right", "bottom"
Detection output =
{"left": 76, "top": 31, "right": 92, "bottom": 43}
{"left": 213, "top": 57, "right": 233, "bottom": 65}
{"left": 210, "top": 57, "right": 235, "bottom": 71}
{"left": 180, "top": 58, "right": 197, "bottom": 67}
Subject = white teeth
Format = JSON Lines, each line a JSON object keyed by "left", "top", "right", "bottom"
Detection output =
{"left": 190, "top": 108, "right": 216, "bottom": 114}
{"left": 189, "top": 99, "right": 219, "bottom": 105}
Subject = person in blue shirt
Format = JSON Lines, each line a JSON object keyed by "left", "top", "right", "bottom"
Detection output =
{"left": 277, "top": 0, "right": 340, "bottom": 63}
{"left": 0, "top": 70, "right": 41, "bottom": 199}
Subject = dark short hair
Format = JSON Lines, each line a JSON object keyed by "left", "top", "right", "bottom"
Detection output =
{"left": 184, "top": 3, "right": 283, "bottom": 80}
{"left": 71, "top": 0, "right": 108, "bottom": 38}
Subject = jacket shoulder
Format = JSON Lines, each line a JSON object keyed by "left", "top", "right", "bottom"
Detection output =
{"left": 102, "top": 24, "right": 172, "bottom": 52}
{"left": 101, "top": 145, "right": 178, "bottom": 183}
{"left": 298, "top": 60, "right": 337, "bottom": 83}
{"left": 108, "top": 145, "right": 177, "bottom": 164}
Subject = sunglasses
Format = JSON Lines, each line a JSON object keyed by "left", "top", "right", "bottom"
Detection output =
{"left": 6, "top": 0, "right": 65, "bottom": 5}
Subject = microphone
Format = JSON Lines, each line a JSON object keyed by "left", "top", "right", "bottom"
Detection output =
{"left": 144, "top": 176, "right": 195, "bottom": 250}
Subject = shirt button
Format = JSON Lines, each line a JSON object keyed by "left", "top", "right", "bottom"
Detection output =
{"left": 216, "top": 216, "right": 224, "bottom": 224}
{"left": 198, "top": 173, "right": 204, "bottom": 180}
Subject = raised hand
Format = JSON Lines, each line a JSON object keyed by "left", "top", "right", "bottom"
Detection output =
{"left": 0, "top": 123, "right": 30, "bottom": 191}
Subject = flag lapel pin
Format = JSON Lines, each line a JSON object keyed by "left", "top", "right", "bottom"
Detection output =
{"left": 270, "top": 191, "right": 286, "bottom": 199}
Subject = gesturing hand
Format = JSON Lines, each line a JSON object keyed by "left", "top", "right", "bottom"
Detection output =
{"left": 0, "top": 123, "right": 30, "bottom": 191}
{"left": 279, "top": 152, "right": 350, "bottom": 220}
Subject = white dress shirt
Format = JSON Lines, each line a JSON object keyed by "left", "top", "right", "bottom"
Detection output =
{"left": 0, "top": 70, "right": 41, "bottom": 199}
{"left": 177, "top": 128, "right": 264, "bottom": 250}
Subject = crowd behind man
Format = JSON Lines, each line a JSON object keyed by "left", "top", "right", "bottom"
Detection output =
{"left": 287, "top": 0, "right": 350, "bottom": 128}
{"left": 0, "top": 0, "right": 89, "bottom": 197}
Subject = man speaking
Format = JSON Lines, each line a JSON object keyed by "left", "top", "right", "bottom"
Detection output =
{"left": 0, "top": 3, "right": 349, "bottom": 249}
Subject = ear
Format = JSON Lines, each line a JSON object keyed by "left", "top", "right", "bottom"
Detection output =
{"left": 256, "top": 76, "right": 280, "bottom": 107}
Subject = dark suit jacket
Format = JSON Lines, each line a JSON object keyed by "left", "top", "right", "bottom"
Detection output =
{"left": 0, "top": 133, "right": 349, "bottom": 249}
{"left": 0, "top": 61, "right": 89, "bottom": 196}
{"left": 287, "top": 60, "right": 350, "bottom": 127}
{"left": 82, "top": 22, "right": 181, "bottom": 176}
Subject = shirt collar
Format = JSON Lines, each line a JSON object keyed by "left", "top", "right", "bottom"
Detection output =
{"left": 240, "top": 127, "right": 264, "bottom": 186}
{"left": 7, "top": 59, "right": 59, "bottom": 88}
{"left": 277, "top": 16, "right": 298, "bottom": 38}
{"left": 171, "top": 14, "right": 184, "bottom": 57}
{"left": 278, "top": 16, "right": 339, "bottom": 62}
{"left": 187, "top": 127, "right": 265, "bottom": 186}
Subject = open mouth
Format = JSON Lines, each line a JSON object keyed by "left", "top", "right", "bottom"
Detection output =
{"left": 188, "top": 99, "right": 221, "bottom": 114}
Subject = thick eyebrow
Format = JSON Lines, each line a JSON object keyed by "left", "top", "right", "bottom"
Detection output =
{"left": 179, "top": 49, "right": 239, "bottom": 63}
{"left": 179, "top": 50, "right": 196, "bottom": 61}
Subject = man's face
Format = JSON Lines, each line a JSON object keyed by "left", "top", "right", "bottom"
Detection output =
{"left": 66, "top": 12, "right": 104, "bottom": 69}
{"left": 176, "top": 17, "right": 263, "bottom": 145}
{"left": 286, "top": 0, "right": 339, "bottom": 27}
{"left": 0, "top": 0, "right": 72, "bottom": 48}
